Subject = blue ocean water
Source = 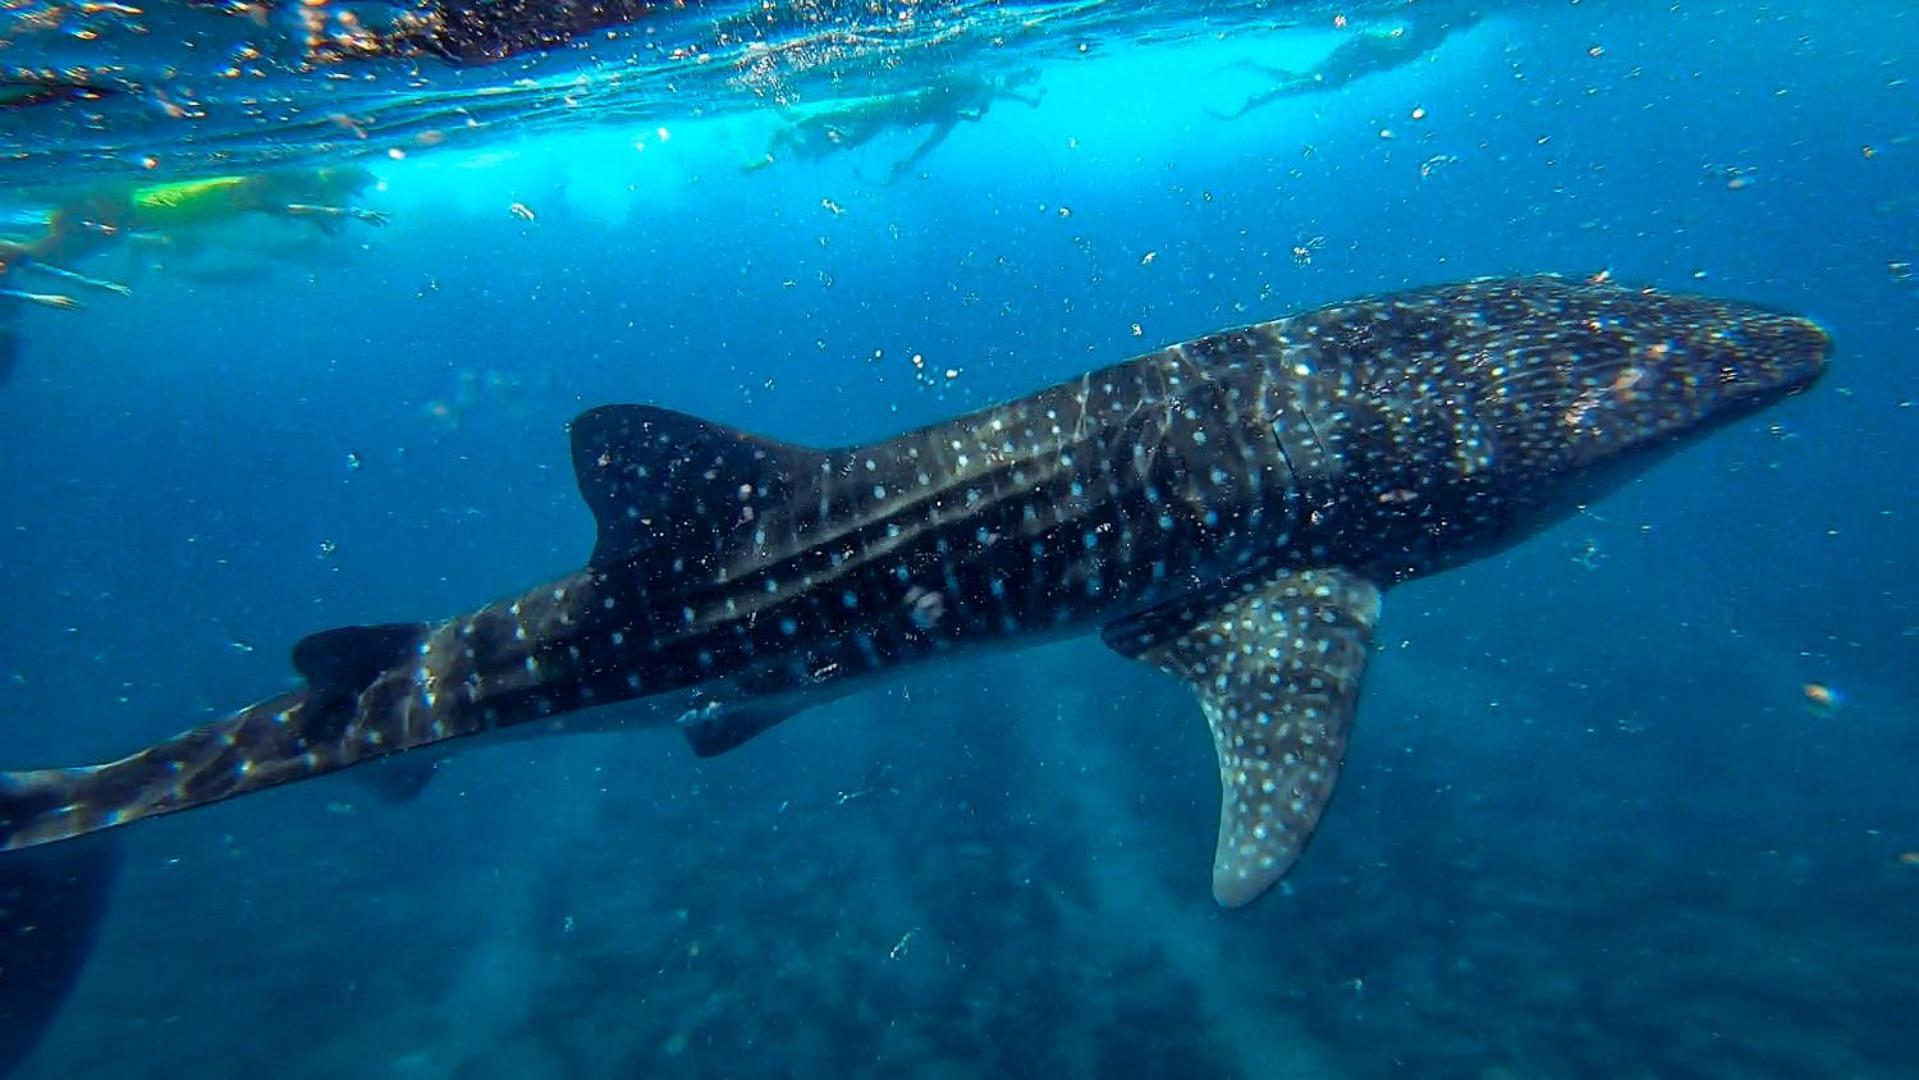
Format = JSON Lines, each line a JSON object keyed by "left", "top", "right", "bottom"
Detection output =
{"left": 1, "top": 0, "right": 1915, "bottom": 1075}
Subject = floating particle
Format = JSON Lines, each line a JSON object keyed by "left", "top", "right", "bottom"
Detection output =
{"left": 508, "top": 202, "right": 536, "bottom": 222}
{"left": 1588, "top": 44, "right": 1605, "bottom": 58}
{"left": 888, "top": 928, "right": 919, "bottom": 960}
{"left": 1057, "top": 205, "right": 1072, "bottom": 218}
{"left": 328, "top": 113, "right": 369, "bottom": 139}
{"left": 1572, "top": 537, "right": 1603, "bottom": 570}
{"left": 345, "top": 451, "right": 363, "bottom": 471}
{"left": 1801, "top": 682, "right": 1846, "bottom": 717}
{"left": 1410, "top": 105, "right": 1427, "bottom": 121}
{"left": 1130, "top": 323, "right": 1144, "bottom": 337}
{"left": 1139, "top": 250, "right": 1158, "bottom": 266}
{"left": 1900, "top": 852, "right": 1919, "bottom": 866}
{"left": 1862, "top": 144, "right": 1876, "bottom": 159}
{"left": 820, "top": 197, "right": 845, "bottom": 216}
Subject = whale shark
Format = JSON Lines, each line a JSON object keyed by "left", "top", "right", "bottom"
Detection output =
{"left": 0, "top": 276, "right": 1827, "bottom": 1061}
{"left": 0, "top": 275, "right": 1831, "bottom": 889}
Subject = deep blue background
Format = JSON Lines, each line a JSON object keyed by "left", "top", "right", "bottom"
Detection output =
{"left": 2, "top": 2, "right": 1915, "bottom": 1076}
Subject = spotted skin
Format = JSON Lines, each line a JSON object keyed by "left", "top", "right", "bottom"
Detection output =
{"left": 0, "top": 275, "right": 1828, "bottom": 909}
{"left": 1122, "top": 569, "right": 1379, "bottom": 906}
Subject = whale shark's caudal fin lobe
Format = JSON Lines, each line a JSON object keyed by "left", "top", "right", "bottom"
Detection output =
{"left": 568, "top": 404, "right": 831, "bottom": 570}
{"left": 1107, "top": 569, "right": 1381, "bottom": 907}
{"left": 0, "top": 835, "right": 121, "bottom": 1076}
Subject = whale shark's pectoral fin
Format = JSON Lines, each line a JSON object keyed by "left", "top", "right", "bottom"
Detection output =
{"left": 1105, "top": 569, "right": 1381, "bottom": 907}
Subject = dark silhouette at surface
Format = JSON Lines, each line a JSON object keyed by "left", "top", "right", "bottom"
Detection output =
{"left": 745, "top": 69, "right": 1045, "bottom": 179}
{"left": 1210, "top": 13, "right": 1479, "bottom": 119}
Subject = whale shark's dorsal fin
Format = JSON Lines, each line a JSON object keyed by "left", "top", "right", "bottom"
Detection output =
{"left": 569, "top": 404, "right": 830, "bottom": 570}
{"left": 1106, "top": 569, "right": 1381, "bottom": 907}
{"left": 292, "top": 622, "right": 428, "bottom": 704}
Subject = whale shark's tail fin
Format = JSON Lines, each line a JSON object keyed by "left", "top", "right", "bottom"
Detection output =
{"left": 0, "top": 836, "right": 121, "bottom": 1076}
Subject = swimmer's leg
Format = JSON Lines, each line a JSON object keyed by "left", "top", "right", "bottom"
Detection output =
{"left": 19, "top": 260, "right": 131, "bottom": 297}
{"left": 282, "top": 204, "right": 390, "bottom": 234}
{"left": 0, "top": 288, "right": 79, "bottom": 311}
{"left": 1207, "top": 59, "right": 1314, "bottom": 120}
{"left": 886, "top": 119, "right": 961, "bottom": 183}
{"left": 1205, "top": 83, "right": 1308, "bottom": 120}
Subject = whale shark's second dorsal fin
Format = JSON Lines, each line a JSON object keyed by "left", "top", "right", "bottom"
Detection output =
{"left": 569, "top": 404, "right": 830, "bottom": 570}
{"left": 1106, "top": 568, "right": 1381, "bottom": 907}
{"left": 292, "top": 622, "right": 428, "bottom": 704}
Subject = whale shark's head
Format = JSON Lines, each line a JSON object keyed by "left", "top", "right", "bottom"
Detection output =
{"left": 1290, "top": 276, "right": 1830, "bottom": 575}
{"left": 1485, "top": 283, "right": 1829, "bottom": 470}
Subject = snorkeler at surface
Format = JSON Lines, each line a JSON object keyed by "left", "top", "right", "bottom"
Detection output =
{"left": 0, "top": 165, "right": 386, "bottom": 383}
{"left": 1208, "top": 11, "right": 1481, "bottom": 119}
{"left": 46, "top": 166, "right": 387, "bottom": 263}
{"left": 743, "top": 69, "right": 1045, "bottom": 180}
{"left": 0, "top": 165, "right": 386, "bottom": 298}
